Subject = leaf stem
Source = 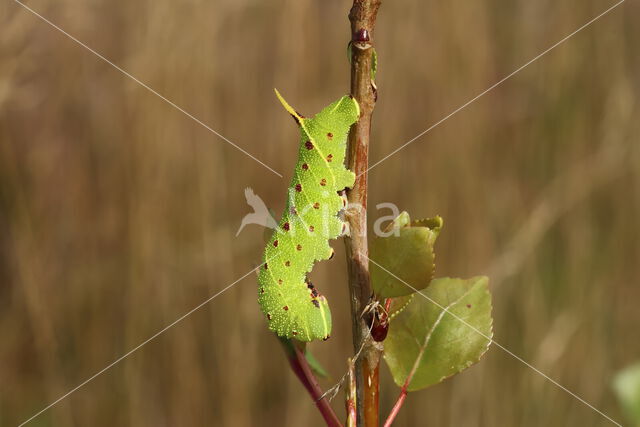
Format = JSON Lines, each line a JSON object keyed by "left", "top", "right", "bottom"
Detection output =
{"left": 279, "top": 339, "right": 342, "bottom": 427}
{"left": 383, "top": 383, "right": 408, "bottom": 427}
{"left": 345, "top": 1, "right": 382, "bottom": 426}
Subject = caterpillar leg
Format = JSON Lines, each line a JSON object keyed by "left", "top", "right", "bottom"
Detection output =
{"left": 339, "top": 190, "right": 348, "bottom": 209}
{"left": 337, "top": 189, "right": 349, "bottom": 238}
{"left": 341, "top": 221, "right": 351, "bottom": 237}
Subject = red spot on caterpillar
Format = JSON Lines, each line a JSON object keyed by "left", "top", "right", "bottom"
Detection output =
{"left": 295, "top": 183, "right": 302, "bottom": 192}
{"left": 305, "top": 140, "right": 314, "bottom": 150}
{"left": 285, "top": 261, "right": 291, "bottom": 267}
{"left": 313, "top": 202, "right": 320, "bottom": 209}
{"left": 326, "top": 154, "right": 333, "bottom": 162}
{"left": 264, "top": 263, "right": 268, "bottom": 270}
{"left": 296, "top": 244, "right": 302, "bottom": 251}
{"left": 302, "top": 163, "right": 309, "bottom": 170}
{"left": 278, "top": 279, "right": 283, "bottom": 285}
{"left": 320, "top": 178, "right": 327, "bottom": 186}
{"left": 292, "top": 331, "right": 298, "bottom": 335}
{"left": 312, "top": 300, "right": 320, "bottom": 308}
{"left": 283, "top": 306, "right": 289, "bottom": 311}
{"left": 466, "top": 304, "right": 472, "bottom": 308}
{"left": 311, "top": 288, "right": 319, "bottom": 298}
{"left": 273, "top": 240, "right": 278, "bottom": 247}
{"left": 327, "top": 132, "right": 333, "bottom": 140}
{"left": 309, "top": 225, "right": 315, "bottom": 232}
{"left": 283, "top": 222, "right": 290, "bottom": 231}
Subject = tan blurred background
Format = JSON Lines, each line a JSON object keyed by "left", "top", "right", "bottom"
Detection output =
{"left": 1, "top": 0, "right": 639, "bottom": 425}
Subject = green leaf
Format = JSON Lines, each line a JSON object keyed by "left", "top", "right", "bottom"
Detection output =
{"left": 304, "top": 347, "right": 329, "bottom": 379}
{"left": 613, "top": 362, "right": 640, "bottom": 426}
{"left": 387, "top": 294, "right": 414, "bottom": 321}
{"left": 277, "top": 338, "right": 328, "bottom": 379}
{"left": 370, "top": 212, "right": 443, "bottom": 298}
{"left": 389, "top": 211, "right": 411, "bottom": 228}
{"left": 412, "top": 217, "right": 443, "bottom": 231}
{"left": 383, "top": 276, "right": 493, "bottom": 391}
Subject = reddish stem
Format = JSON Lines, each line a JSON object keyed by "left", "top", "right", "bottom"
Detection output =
{"left": 383, "top": 316, "right": 425, "bottom": 426}
{"left": 383, "top": 384, "right": 408, "bottom": 427}
{"left": 280, "top": 339, "right": 342, "bottom": 427}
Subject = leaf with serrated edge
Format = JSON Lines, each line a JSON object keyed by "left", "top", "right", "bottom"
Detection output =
{"left": 383, "top": 276, "right": 493, "bottom": 391}
{"left": 370, "top": 213, "right": 442, "bottom": 298}
{"left": 388, "top": 294, "right": 414, "bottom": 321}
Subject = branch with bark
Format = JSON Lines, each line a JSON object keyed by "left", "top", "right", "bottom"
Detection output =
{"left": 344, "top": 1, "right": 382, "bottom": 426}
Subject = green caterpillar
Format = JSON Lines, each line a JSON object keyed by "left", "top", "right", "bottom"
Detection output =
{"left": 257, "top": 90, "right": 360, "bottom": 342}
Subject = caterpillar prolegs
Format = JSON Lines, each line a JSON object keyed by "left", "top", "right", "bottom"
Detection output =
{"left": 257, "top": 90, "right": 360, "bottom": 342}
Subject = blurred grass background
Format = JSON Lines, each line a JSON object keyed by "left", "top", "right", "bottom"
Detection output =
{"left": 1, "top": 0, "right": 639, "bottom": 425}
